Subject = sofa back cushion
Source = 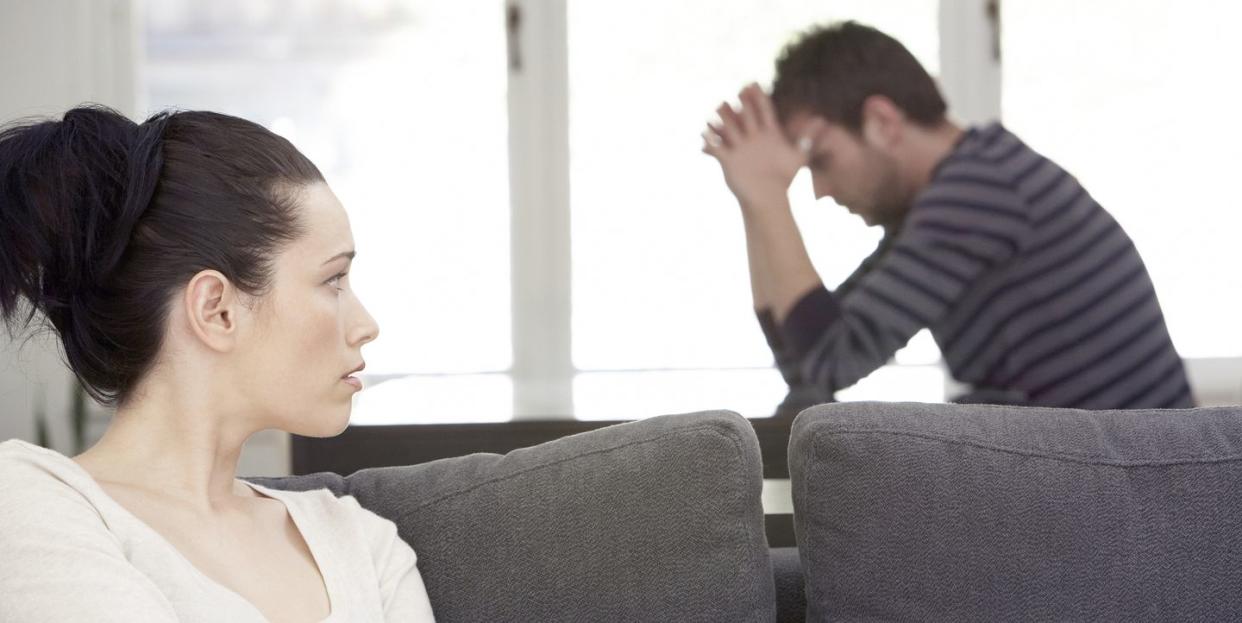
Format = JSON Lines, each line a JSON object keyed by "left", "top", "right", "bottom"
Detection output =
{"left": 789, "top": 401, "right": 1242, "bottom": 621}
{"left": 257, "top": 410, "right": 775, "bottom": 622}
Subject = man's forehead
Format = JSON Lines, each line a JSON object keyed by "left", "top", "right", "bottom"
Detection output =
{"left": 783, "top": 112, "right": 833, "bottom": 140}
{"left": 787, "top": 115, "right": 847, "bottom": 157}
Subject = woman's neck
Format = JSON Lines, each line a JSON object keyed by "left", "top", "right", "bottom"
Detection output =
{"left": 73, "top": 378, "right": 261, "bottom": 512}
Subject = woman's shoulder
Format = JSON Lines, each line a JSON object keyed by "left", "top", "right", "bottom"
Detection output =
{"left": 244, "top": 482, "right": 380, "bottom": 528}
{"left": 0, "top": 440, "right": 182, "bottom": 619}
{"left": 0, "top": 439, "right": 114, "bottom": 544}
{"left": 243, "top": 481, "right": 348, "bottom": 511}
{"left": 0, "top": 439, "right": 89, "bottom": 493}
{"left": 242, "top": 482, "right": 428, "bottom": 616}
{"left": 1, "top": 437, "right": 66, "bottom": 460}
{"left": 245, "top": 482, "right": 412, "bottom": 557}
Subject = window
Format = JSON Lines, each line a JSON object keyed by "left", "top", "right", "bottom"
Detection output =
{"left": 144, "top": 0, "right": 513, "bottom": 378}
{"left": 1002, "top": 0, "right": 1242, "bottom": 359}
{"left": 566, "top": 0, "right": 946, "bottom": 414}
{"left": 144, "top": 1, "right": 973, "bottom": 421}
{"left": 568, "top": 0, "right": 940, "bottom": 370}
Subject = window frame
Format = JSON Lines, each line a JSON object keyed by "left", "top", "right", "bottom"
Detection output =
{"left": 504, "top": 0, "right": 1002, "bottom": 417}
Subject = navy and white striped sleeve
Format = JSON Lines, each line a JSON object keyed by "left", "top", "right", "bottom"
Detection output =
{"left": 776, "top": 157, "right": 1033, "bottom": 397}
{"left": 755, "top": 234, "right": 895, "bottom": 388}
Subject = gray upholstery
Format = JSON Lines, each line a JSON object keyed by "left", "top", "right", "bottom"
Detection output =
{"left": 770, "top": 547, "right": 807, "bottom": 623}
{"left": 254, "top": 410, "right": 775, "bottom": 622}
{"left": 789, "top": 401, "right": 1242, "bottom": 622}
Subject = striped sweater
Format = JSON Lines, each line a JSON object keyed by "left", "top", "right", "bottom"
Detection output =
{"left": 759, "top": 123, "right": 1194, "bottom": 409}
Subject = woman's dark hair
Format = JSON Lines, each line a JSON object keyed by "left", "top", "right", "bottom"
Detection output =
{"left": 772, "top": 21, "right": 947, "bottom": 131}
{"left": 0, "top": 105, "right": 323, "bottom": 406}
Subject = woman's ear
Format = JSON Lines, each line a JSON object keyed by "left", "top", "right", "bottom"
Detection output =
{"left": 860, "top": 94, "right": 905, "bottom": 149}
{"left": 182, "top": 270, "right": 240, "bottom": 353}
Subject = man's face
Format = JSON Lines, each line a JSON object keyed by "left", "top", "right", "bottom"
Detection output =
{"left": 784, "top": 112, "right": 909, "bottom": 228}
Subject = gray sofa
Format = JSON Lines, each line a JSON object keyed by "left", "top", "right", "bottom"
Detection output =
{"left": 258, "top": 401, "right": 1242, "bottom": 621}
{"left": 255, "top": 410, "right": 777, "bottom": 622}
{"left": 791, "top": 402, "right": 1242, "bottom": 621}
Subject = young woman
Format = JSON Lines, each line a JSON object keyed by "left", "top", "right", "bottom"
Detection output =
{"left": 0, "top": 106, "right": 435, "bottom": 622}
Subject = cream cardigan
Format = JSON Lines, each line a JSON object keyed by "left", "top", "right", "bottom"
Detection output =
{"left": 0, "top": 439, "right": 435, "bottom": 622}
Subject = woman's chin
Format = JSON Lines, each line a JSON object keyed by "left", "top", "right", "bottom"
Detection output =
{"left": 287, "top": 407, "right": 352, "bottom": 438}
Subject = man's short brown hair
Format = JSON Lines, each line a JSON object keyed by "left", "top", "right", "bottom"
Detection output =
{"left": 772, "top": 21, "right": 947, "bottom": 131}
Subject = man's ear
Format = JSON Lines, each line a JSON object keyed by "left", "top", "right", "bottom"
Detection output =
{"left": 182, "top": 270, "right": 239, "bottom": 353}
{"left": 860, "top": 95, "right": 905, "bottom": 149}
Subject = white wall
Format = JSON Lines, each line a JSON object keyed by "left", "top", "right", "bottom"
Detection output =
{"left": 0, "top": 0, "right": 293, "bottom": 475}
{"left": 0, "top": 0, "right": 139, "bottom": 121}
{"left": 0, "top": 0, "right": 138, "bottom": 451}
{"left": 1187, "top": 359, "right": 1242, "bottom": 408}
{"left": 938, "top": 0, "right": 1002, "bottom": 126}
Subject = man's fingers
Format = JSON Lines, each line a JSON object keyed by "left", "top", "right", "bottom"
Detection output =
{"left": 705, "top": 122, "right": 731, "bottom": 148}
{"left": 751, "top": 83, "right": 780, "bottom": 130}
{"left": 737, "top": 86, "right": 763, "bottom": 131}
{"left": 702, "top": 126, "right": 724, "bottom": 156}
{"left": 738, "top": 83, "right": 771, "bottom": 130}
{"left": 716, "top": 102, "right": 746, "bottom": 140}
{"left": 701, "top": 131, "right": 720, "bottom": 157}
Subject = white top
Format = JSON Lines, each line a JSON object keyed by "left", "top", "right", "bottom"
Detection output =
{"left": 0, "top": 439, "right": 435, "bottom": 622}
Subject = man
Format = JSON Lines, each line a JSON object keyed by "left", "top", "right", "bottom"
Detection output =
{"left": 701, "top": 21, "right": 1193, "bottom": 409}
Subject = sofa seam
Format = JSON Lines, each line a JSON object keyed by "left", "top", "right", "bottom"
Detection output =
{"left": 798, "top": 426, "right": 824, "bottom": 614}
{"left": 810, "top": 425, "right": 1242, "bottom": 467}
{"left": 702, "top": 423, "right": 771, "bottom": 619}
{"left": 402, "top": 423, "right": 736, "bottom": 507}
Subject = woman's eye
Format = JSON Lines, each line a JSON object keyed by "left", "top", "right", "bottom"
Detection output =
{"left": 326, "top": 272, "right": 347, "bottom": 290}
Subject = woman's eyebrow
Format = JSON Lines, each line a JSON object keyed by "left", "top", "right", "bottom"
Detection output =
{"left": 321, "top": 250, "right": 356, "bottom": 266}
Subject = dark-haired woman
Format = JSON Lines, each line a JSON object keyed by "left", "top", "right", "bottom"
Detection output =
{"left": 0, "top": 106, "right": 435, "bottom": 622}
